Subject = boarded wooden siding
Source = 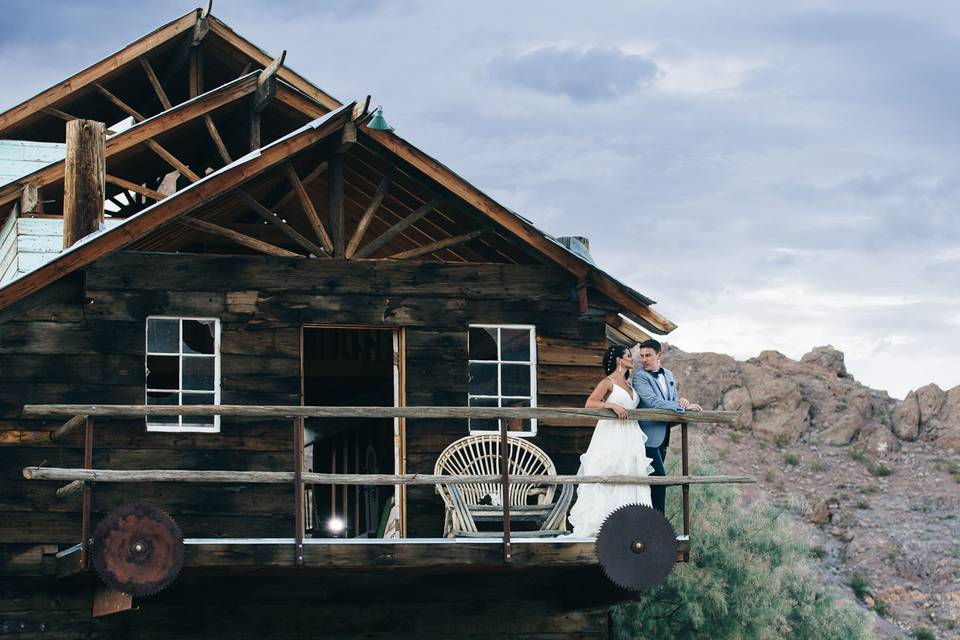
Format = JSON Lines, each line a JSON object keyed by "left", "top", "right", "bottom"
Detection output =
{"left": 0, "top": 216, "right": 124, "bottom": 285}
{"left": 1, "top": 251, "right": 612, "bottom": 542}
{"left": 0, "top": 140, "right": 65, "bottom": 186}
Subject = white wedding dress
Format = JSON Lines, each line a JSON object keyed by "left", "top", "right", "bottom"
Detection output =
{"left": 567, "top": 382, "right": 654, "bottom": 536}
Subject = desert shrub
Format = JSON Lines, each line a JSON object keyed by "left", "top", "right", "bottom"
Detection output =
{"left": 612, "top": 464, "right": 871, "bottom": 640}
{"left": 911, "top": 628, "right": 936, "bottom": 640}
{"left": 784, "top": 453, "right": 800, "bottom": 466}
{"left": 868, "top": 463, "right": 893, "bottom": 477}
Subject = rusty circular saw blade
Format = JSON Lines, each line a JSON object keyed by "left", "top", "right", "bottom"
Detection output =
{"left": 91, "top": 503, "right": 184, "bottom": 597}
{"left": 596, "top": 503, "right": 678, "bottom": 591}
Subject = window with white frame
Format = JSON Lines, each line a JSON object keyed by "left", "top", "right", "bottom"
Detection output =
{"left": 467, "top": 325, "right": 537, "bottom": 435}
{"left": 145, "top": 317, "right": 220, "bottom": 432}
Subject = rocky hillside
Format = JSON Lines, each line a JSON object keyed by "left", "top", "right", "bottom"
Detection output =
{"left": 661, "top": 346, "right": 960, "bottom": 639}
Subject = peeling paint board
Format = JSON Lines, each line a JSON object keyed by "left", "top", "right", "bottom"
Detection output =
{"left": 19, "top": 233, "right": 64, "bottom": 253}
{"left": 0, "top": 140, "right": 66, "bottom": 187}
{"left": 17, "top": 217, "right": 63, "bottom": 236}
{"left": 1, "top": 254, "right": 19, "bottom": 285}
{"left": 17, "top": 252, "right": 57, "bottom": 272}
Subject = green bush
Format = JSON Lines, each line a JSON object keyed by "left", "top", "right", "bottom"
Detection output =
{"left": 850, "top": 573, "right": 870, "bottom": 600}
{"left": 911, "top": 626, "right": 936, "bottom": 640}
{"left": 612, "top": 464, "right": 871, "bottom": 639}
{"left": 784, "top": 453, "right": 800, "bottom": 466}
{"left": 868, "top": 463, "right": 893, "bottom": 477}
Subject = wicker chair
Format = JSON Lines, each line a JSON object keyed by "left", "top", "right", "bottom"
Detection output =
{"left": 434, "top": 433, "right": 574, "bottom": 537}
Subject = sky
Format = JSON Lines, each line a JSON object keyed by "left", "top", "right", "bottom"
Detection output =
{"left": 1, "top": 1, "right": 958, "bottom": 399}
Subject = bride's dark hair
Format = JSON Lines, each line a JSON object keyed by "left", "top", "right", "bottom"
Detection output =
{"left": 602, "top": 345, "right": 627, "bottom": 376}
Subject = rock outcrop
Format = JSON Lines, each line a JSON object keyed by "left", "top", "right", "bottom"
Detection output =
{"left": 662, "top": 345, "right": 918, "bottom": 451}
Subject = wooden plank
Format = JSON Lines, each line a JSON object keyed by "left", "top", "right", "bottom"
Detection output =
{"left": 0, "top": 74, "right": 260, "bottom": 208}
{"left": 49, "top": 414, "right": 88, "bottom": 442}
{"left": 0, "top": 104, "right": 352, "bottom": 309}
{"left": 207, "top": 16, "right": 341, "bottom": 111}
{"left": 329, "top": 149, "right": 345, "bottom": 257}
{"left": 105, "top": 174, "right": 166, "bottom": 202}
{"left": 139, "top": 56, "right": 171, "bottom": 110}
{"left": 19, "top": 184, "right": 40, "bottom": 214}
{"left": 22, "top": 404, "right": 737, "bottom": 424}
{"left": 0, "top": 10, "right": 199, "bottom": 136}
{"left": 93, "top": 83, "right": 145, "bottom": 122}
{"left": 177, "top": 217, "right": 302, "bottom": 258}
{"left": 62, "top": 120, "right": 105, "bottom": 249}
{"left": 389, "top": 229, "right": 483, "bottom": 260}
{"left": 254, "top": 51, "right": 286, "bottom": 113}
{"left": 145, "top": 139, "right": 200, "bottom": 182}
{"left": 205, "top": 115, "right": 232, "bottom": 164}
{"left": 352, "top": 195, "right": 443, "bottom": 259}
{"left": 345, "top": 168, "right": 392, "bottom": 258}
{"left": 281, "top": 163, "right": 333, "bottom": 253}
{"left": 41, "top": 106, "right": 81, "bottom": 122}
{"left": 235, "top": 191, "right": 327, "bottom": 257}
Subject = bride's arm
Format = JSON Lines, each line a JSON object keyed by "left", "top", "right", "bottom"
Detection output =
{"left": 585, "top": 379, "right": 628, "bottom": 419}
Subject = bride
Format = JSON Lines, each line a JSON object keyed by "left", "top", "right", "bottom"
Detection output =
{"left": 567, "top": 345, "right": 653, "bottom": 536}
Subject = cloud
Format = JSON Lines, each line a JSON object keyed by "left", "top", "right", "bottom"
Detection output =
{"left": 487, "top": 46, "right": 661, "bottom": 102}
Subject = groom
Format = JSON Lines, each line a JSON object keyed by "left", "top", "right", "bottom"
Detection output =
{"left": 631, "top": 339, "right": 702, "bottom": 514}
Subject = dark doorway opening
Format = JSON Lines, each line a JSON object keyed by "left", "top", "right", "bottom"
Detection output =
{"left": 302, "top": 327, "right": 397, "bottom": 538}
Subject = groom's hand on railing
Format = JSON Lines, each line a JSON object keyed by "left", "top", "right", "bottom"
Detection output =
{"left": 678, "top": 398, "right": 703, "bottom": 411}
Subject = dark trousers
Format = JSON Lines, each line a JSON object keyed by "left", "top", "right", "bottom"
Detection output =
{"left": 646, "top": 445, "right": 668, "bottom": 514}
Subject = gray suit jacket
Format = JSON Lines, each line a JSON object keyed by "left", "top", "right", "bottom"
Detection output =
{"left": 632, "top": 368, "right": 684, "bottom": 448}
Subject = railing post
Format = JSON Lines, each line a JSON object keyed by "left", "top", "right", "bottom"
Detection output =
{"left": 293, "top": 417, "right": 304, "bottom": 566}
{"left": 681, "top": 423, "right": 690, "bottom": 562}
{"left": 498, "top": 419, "right": 512, "bottom": 563}
{"left": 79, "top": 417, "right": 94, "bottom": 569}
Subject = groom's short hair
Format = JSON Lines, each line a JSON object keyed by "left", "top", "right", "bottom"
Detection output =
{"left": 639, "top": 339, "right": 663, "bottom": 353}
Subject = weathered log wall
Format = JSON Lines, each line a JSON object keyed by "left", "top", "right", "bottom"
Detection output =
{"left": 1, "top": 251, "right": 610, "bottom": 545}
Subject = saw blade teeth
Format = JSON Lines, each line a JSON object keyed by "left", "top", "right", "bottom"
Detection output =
{"left": 91, "top": 502, "right": 184, "bottom": 598}
{"left": 595, "top": 503, "right": 679, "bottom": 591}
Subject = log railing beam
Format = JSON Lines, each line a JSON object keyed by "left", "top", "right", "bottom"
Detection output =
{"left": 49, "top": 414, "right": 88, "bottom": 442}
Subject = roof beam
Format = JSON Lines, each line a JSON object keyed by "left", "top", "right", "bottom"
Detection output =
{"left": 139, "top": 57, "right": 171, "bottom": 110}
{"left": 0, "top": 74, "right": 260, "bottom": 208}
{"left": 177, "top": 216, "right": 302, "bottom": 258}
{"left": 204, "top": 115, "right": 232, "bottom": 164}
{"left": 352, "top": 195, "right": 443, "bottom": 260}
{"left": 365, "top": 128, "right": 676, "bottom": 333}
{"left": 235, "top": 190, "right": 327, "bottom": 258}
{"left": 254, "top": 51, "right": 286, "bottom": 113}
{"left": 281, "top": 162, "right": 333, "bottom": 254}
{"left": 93, "top": 84, "right": 145, "bottom": 122}
{"left": 145, "top": 140, "right": 199, "bottom": 183}
{"left": 105, "top": 175, "right": 166, "bottom": 202}
{"left": 0, "top": 104, "right": 354, "bottom": 309}
{"left": 388, "top": 229, "right": 484, "bottom": 260}
{"left": 0, "top": 10, "right": 199, "bottom": 137}
{"left": 345, "top": 167, "right": 393, "bottom": 258}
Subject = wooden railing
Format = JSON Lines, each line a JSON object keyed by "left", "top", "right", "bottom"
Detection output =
{"left": 22, "top": 404, "right": 745, "bottom": 566}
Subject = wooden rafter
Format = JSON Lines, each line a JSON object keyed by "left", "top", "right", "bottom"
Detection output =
{"left": 281, "top": 163, "right": 333, "bottom": 253}
{"left": 188, "top": 48, "right": 203, "bottom": 98}
{"left": 105, "top": 175, "right": 166, "bottom": 202}
{"left": 0, "top": 74, "right": 260, "bottom": 208}
{"left": 345, "top": 168, "right": 393, "bottom": 258}
{"left": 204, "top": 115, "right": 232, "bottom": 164}
{"left": 329, "top": 151, "right": 345, "bottom": 257}
{"left": 93, "top": 84, "right": 145, "bottom": 122}
{"left": 352, "top": 195, "right": 443, "bottom": 259}
{"left": 254, "top": 51, "right": 286, "bottom": 113}
{"left": 0, "top": 11, "right": 198, "bottom": 137}
{"left": 388, "top": 229, "right": 484, "bottom": 260}
{"left": 138, "top": 57, "right": 171, "bottom": 110}
{"left": 271, "top": 162, "right": 327, "bottom": 211}
{"left": 177, "top": 216, "right": 301, "bottom": 258}
{"left": 235, "top": 190, "right": 327, "bottom": 257}
{"left": 0, "top": 103, "right": 354, "bottom": 309}
{"left": 146, "top": 140, "right": 199, "bottom": 182}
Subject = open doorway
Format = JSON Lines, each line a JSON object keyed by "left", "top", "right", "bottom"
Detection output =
{"left": 301, "top": 327, "right": 401, "bottom": 538}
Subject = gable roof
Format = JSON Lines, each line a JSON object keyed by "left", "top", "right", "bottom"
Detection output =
{"left": 0, "top": 9, "right": 675, "bottom": 335}
{"left": 0, "top": 9, "right": 338, "bottom": 141}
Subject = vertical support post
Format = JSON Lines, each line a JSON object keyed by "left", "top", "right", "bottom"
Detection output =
{"left": 249, "top": 108, "right": 261, "bottom": 151}
{"left": 576, "top": 280, "right": 589, "bottom": 314}
{"left": 79, "top": 417, "right": 94, "bottom": 568}
{"left": 681, "top": 423, "right": 690, "bottom": 562}
{"left": 63, "top": 120, "right": 105, "bottom": 249}
{"left": 293, "top": 417, "right": 305, "bottom": 566}
{"left": 498, "top": 419, "right": 512, "bottom": 563}
{"left": 329, "top": 145, "right": 345, "bottom": 258}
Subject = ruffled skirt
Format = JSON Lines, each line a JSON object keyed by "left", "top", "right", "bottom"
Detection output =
{"left": 567, "top": 419, "right": 653, "bottom": 536}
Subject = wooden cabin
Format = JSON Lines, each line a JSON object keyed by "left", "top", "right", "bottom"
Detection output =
{"left": 0, "top": 8, "right": 710, "bottom": 639}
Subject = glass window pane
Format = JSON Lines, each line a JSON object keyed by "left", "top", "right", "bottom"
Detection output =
{"left": 183, "top": 320, "right": 215, "bottom": 355}
{"left": 468, "top": 327, "right": 498, "bottom": 360}
{"left": 469, "top": 396, "right": 498, "bottom": 431}
{"left": 147, "top": 390, "right": 179, "bottom": 425}
{"left": 183, "top": 356, "right": 215, "bottom": 391}
{"left": 146, "top": 355, "right": 179, "bottom": 390}
{"left": 147, "top": 318, "right": 179, "bottom": 353}
{"left": 501, "top": 363, "right": 530, "bottom": 397}
{"left": 182, "top": 393, "right": 215, "bottom": 425}
{"left": 501, "top": 329, "right": 530, "bottom": 362}
{"left": 501, "top": 397, "right": 530, "bottom": 433}
{"left": 468, "top": 362, "right": 497, "bottom": 396}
